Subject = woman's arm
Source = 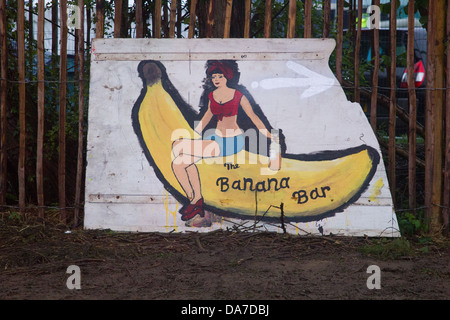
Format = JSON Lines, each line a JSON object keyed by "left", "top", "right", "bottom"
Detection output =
{"left": 240, "top": 95, "right": 272, "bottom": 139}
{"left": 194, "top": 101, "right": 214, "bottom": 134}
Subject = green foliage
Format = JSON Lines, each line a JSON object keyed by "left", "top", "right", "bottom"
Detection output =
{"left": 398, "top": 211, "right": 428, "bottom": 236}
{"left": 359, "top": 237, "right": 414, "bottom": 260}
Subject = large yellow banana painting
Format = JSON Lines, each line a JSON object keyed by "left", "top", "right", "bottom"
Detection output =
{"left": 132, "top": 60, "right": 380, "bottom": 223}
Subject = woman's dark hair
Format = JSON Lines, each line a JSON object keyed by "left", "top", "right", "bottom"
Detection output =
{"left": 203, "top": 60, "right": 240, "bottom": 91}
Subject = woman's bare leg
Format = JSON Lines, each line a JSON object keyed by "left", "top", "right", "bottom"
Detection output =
{"left": 171, "top": 159, "right": 196, "bottom": 201}
{"left": 186, "top": 164, "right": 201, "bottom": 202}
{"left": 172, "top": 139, "right": 219, "bottom": 203}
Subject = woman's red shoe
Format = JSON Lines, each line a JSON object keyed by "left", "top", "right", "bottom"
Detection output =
{"left": 180, "top": 198, "right": 204, "bottom": 221}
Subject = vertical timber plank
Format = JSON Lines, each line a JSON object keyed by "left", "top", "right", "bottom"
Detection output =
{"left": 96, "top": 0, "right": 104, "bottom": 38}
{"left": 135, "top": 0, "right": 143, "bottom": 38}
{"left": 425, "top": 0, "right": 445, "bottom": 234}
{"left": 264, "top": 0, "right": 272, "bottom": 38}
{"left": 37, "top": 0, "right": 45, "bottom": 219}
{"left": 370, "top": 0, "right": 379, "bottom": 131}
{"left": 336, "top": 0, "right": 343, "bottom": 83}
{"left": 59, "top": 0, "right": 68, "bottom": 222}
{"left": 188, "top": 0, "right": 197, "bottom": 38}
{"left": 74, "top": 0, "right": 85, "bottom": 227}
{"left": 52, "top": 0, "right": 58, "bottom": 58}
{"left": 407, "top": 1, "right": 417, "bottom": 213}
{"left": 155, "top": 0, "right": 162, "bottom": 38}
{"left": 206, "top": 0, "right": 214, "bottom": 38}
{"left": 322, "top": 0, "right": 330, "bottom": 38}
{"left": 18, "top": 0, "right": 26, "bottom": 212}
{"left": 244, "top": 0, "right": 251, "bottom": 38}
{"left": 223, "top": 0, "right": 232, "bottom": 39}
{"left": 0, "top": 0, "right": 7, "bottom": 206}
{"left": 169, "top": 0, "right": 177, "bottom": 38}
{"left": 287, "top": 0, "right": 296, "bottom": 39}
{"left": 114, "top": 0, "right": 122, "bottom": 38}
{"left": 354, "top": 0, "right": 362, "bottom": 103}
{"left": 388, "top": 0, "right": 396, "bottom": 205}
{"left": 304, "top": 0, "right": 311, "bottom": 38}
{"left": 444, "top": 0, "right": 450, "bottom": 234}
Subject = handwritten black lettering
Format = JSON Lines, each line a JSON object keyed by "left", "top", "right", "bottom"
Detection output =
{"left": 216, "top": 177, "right": 290, "bottom": 192}
{"left": 224, "top": 163, "right": 240, "bottom": 170}
{"left": 292, "top": 186, "right": 331, "bottom": 205}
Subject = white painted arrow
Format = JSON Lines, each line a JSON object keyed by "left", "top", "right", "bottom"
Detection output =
{"left": 251, "top": 61, "right": 335, "bottom": 99}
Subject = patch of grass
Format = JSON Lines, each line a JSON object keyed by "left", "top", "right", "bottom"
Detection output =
{"left": 359, "top": 237, "right": 414, "bottom": 260}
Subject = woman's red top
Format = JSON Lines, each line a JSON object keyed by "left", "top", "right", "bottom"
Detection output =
{"left": 209, "top": 90, "right": 243, "bottom": 121}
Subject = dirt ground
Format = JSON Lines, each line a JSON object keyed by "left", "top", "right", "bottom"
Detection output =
{"left": 0, "top": 211, "right": 449, "bottom": 303}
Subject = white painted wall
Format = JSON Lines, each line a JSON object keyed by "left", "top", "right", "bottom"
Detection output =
{"left": 84, "top": 38, "right": 400, "bottom": 237}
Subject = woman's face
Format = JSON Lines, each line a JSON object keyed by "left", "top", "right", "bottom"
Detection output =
{"left": 211, "top": 73, "right": 227, "bottom": 88}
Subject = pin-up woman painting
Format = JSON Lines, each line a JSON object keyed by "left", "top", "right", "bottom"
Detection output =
{"left": 171, "top": 60, "right": 278, "bottom": 223}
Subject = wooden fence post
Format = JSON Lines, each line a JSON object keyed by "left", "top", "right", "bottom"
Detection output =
{"left": 74, "top": 0, "right": 85, "bottom": 227}
{"left": 18, "top": 0, "right": 26, "bottom": 213}
{"left": 388, "top": 0, "right": 397, "bottom": 206}
{"left": 114, "top": 0, "right": 122, "bottom": 38}
{"left": 223, "top": 0, "right": 232, "bottom": 38}
{"left": 264, "top": 0, "right": 272, "bottom": 38}
{"left": 206, "top": 0, "right": 215, "bottom": 38}
{"left": 169, "top": 0, "right": 177, "bottom": 38}
{"left": 37, "top": 0, "right": 45, "bottom": 219}
{"left": 354, "top": 0, "right": 362, "bottom": 103}
{"left": 0, "top": 0, "right": 7, "bottom": 207}
{"left": 188, "top": 0, "right": 197, "bottom": 38}
{"left": 135, "top": 0, "right": 143, "bottom": 38}
{"left": 322, "top": 0, "right": 330, "bottom": 38}
{"left": 244, "top": 0, "right": 251, "bottom": 38}
{"left": 304, "top": 0, "right": 311, "bottom": 38}
{"left": 425, "top": 0, "right": 445, "bottom": 235}
{"left": 59, "top": 0, "right": 68, "bottom": 222}
{"left": 444, "top": 0, "right": 450, "bottom": 234}
{"left": 370, "top": 0, "right": 379, "bottom": 131}
{"left": 407, "top": 1, "right": 417, "bottom": 213}
{"left": 155, "top": 0, "right": 162, "bottom": 38}
{"left": 287, "top": 0, "right": 296, "bottom": 39}
{"left": 96, "top": 0, "right": 104, "bottom": 38}
{"left": 336, "top": 0, "right": 343, "bottom": 84}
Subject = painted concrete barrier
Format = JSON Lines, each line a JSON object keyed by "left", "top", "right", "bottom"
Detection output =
{"left": 84, "top": 38, "right": 400, "bottom": 237}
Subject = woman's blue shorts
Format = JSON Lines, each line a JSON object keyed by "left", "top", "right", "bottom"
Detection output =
{"left": 204, "top": 134, "right": 245, "bottom": 157}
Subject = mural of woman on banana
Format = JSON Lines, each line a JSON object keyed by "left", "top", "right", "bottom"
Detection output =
{"left": 132, "top": 59, "right": 380, "bottom": 229}
{"left": 171, "top": 60, "right": 281, "bottom": 225}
